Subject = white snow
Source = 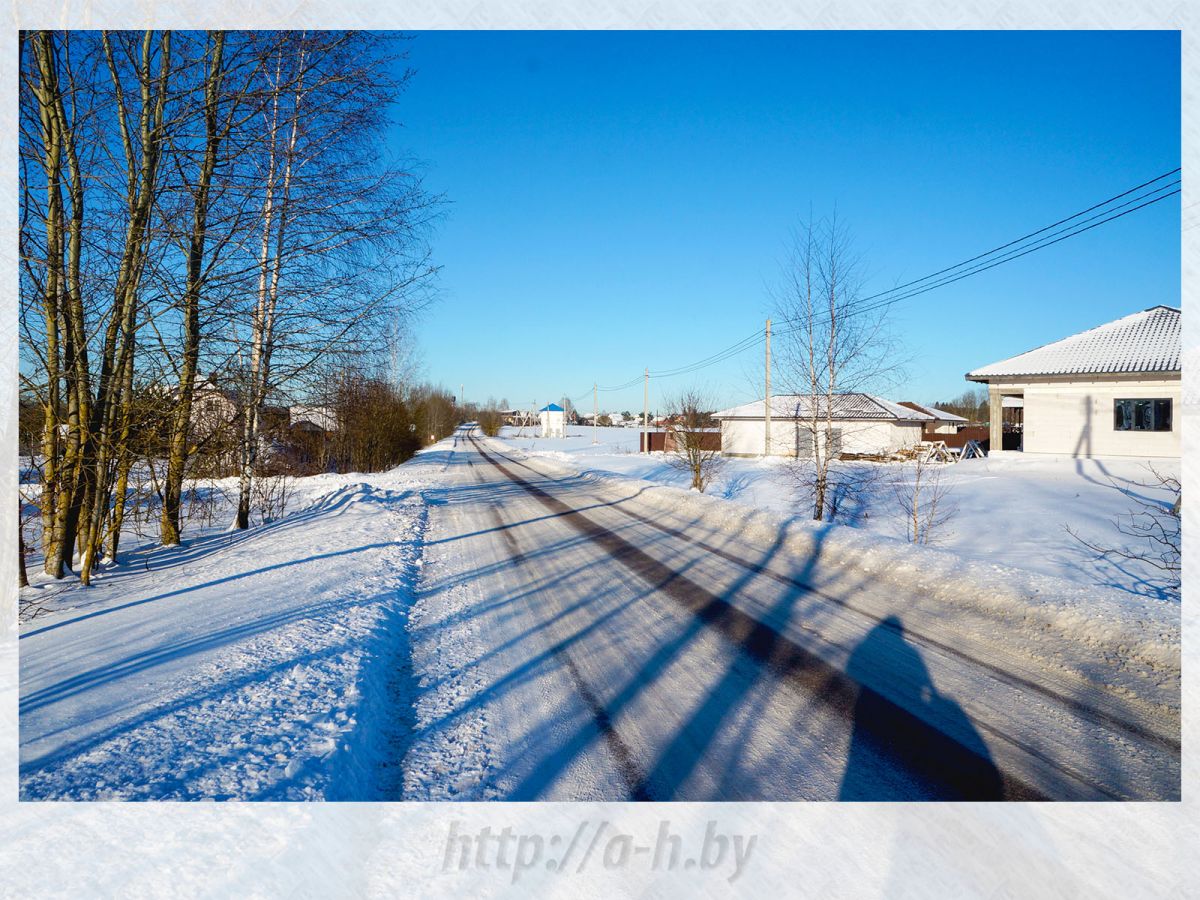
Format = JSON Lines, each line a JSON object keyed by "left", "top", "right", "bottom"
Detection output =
{"left": 17, "top": 427, "right": 1179, "bottom": 803}
{"left": 19, "top": 463, "right": 438, "bottom": 800}
{"left": 497, "top": 426, "right": 1181, "bottom": 604}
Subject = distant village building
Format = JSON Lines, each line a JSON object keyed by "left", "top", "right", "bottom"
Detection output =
{"left": 289, "top": 405, "right": 338, "bottom": 434}
{"left": 539, "top": 402, "right": 565, "bottom": 438}
{"left": 189, "top": 376, "right": 240, "bottom": 441}
{"left": 897, "top": 402, "right": 968, "bottom": 435}
{"left": 713, "top": 393, "right": 936, "bottom": 458}
{"left": 966, "top": 305, "right": 1180, "bottom": 458}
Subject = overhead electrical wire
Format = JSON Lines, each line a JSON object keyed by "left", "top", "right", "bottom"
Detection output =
{"left": 577, "top": 168, "right": 1181, "bottom": 396}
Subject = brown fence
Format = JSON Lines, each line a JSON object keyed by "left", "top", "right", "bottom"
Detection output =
{"left": 640, "top": 430, "right": 722, "bottom": 453}
{"left": 923, "top": 425, "right": 988, "bottom": 449}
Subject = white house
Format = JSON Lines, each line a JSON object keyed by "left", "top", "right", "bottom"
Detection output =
{"left": 966, "top": 305, "right": 1180, "bottom": 458}
{"left": 713, "top": 393, "right": 935, "bottom": 458}
{"left": 539, "top": 402, "right": 565, "bottom": 438}
{"left": 897, "top": 401, "right": 969, "bottom": 434}
{"left": 289, "top": 404, "right": 337, "bottom": 433}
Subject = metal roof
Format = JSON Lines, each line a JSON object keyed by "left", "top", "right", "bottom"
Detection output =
{"left": 897, "top": 401, "right": 968, "bottom": 422}
{"left": 967, "top": 306, "right": 1180, "bottom": 380}
{"left": 713, "top": 393, "right": 935, "bottom": 422}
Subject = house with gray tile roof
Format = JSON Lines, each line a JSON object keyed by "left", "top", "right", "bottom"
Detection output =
{"left": 713, "top": 393, "right": 934, "bottom": 457}
{"left": 966, "top": 306, "right": 1180, "bottom": 457}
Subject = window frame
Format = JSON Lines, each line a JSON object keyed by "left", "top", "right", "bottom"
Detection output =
{"left": 1113, "top": 398, "right": 1173, "bottom": 433}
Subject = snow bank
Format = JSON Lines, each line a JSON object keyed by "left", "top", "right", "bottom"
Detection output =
{"left": 484, "top": 435, "right": 1180, "bottom": 683}
{"left": 19, "top": 461, "right": 439, "bottom": 801}
{"left": 498, "top": 429, "right": 1182, "bottom": 605}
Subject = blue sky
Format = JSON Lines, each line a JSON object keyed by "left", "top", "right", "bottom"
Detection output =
{"left": 393, "top": 30, "right": 1180, "bottom": 414}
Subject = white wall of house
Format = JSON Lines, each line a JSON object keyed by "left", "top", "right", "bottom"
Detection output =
{"left": 926, "top": 421, "right": 960, "bottom": 435}
{"left": 989, "top": 377, "right": 1180, "bottom": 457}
{"left": 720, "top": 418, "right": 924, "bottom": 457}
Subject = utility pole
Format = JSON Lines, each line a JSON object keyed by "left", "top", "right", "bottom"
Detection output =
{"left": 764, "top": 318, "right": 772, "bottom": 457}
{"left": 642, "top": 367, "right": 649, "bottom": 454}
{"left": 593, "top": 382, "right": 598, "bottom": 445}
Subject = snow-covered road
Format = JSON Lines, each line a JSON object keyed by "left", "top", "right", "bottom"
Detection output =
{"left": 405, "top": 430, "right": 1179, "bottom": 801}
{"left": 19, "top": 428, "right": 1180, "bottom": 801}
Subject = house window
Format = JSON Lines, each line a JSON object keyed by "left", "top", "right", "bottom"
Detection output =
{"left": 1113, "top": 399, "right": 1172, "bottom": 432}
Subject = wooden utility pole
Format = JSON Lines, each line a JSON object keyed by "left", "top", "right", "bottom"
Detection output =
{"left": 593, "top": 382, "right": 598, "bottom": 444}
{"left": 764, "top": 318, "right": 772, "bottom": 457}
{"left": 642, "top": 367, "right": 649, "bottom": 453}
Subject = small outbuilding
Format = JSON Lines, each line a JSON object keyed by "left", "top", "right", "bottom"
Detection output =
{"left": 538, "top": 403, "right": 565, "bottom": 438}
{"left": 713, "top": 393, "right": 935, "bottom": 458}
{"left": 966, "top": 305, "right": 1180, "bottom": 458}
{"left": 897, "top": 402, "right": 969, "bottom": 435}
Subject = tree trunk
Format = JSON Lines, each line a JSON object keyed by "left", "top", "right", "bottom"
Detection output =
{"left": 162, "top": 31, "right": 225, "bottom": 546}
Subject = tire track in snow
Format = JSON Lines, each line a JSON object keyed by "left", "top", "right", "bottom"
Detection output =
{"left": 469, "top": 435, "right": 1046, "bottom": 801}
{"left": 479, "top": 476, "right": 653, "bottom": 801}
{"left": 483, "top": 438, "right": 1180, "bottom": 759}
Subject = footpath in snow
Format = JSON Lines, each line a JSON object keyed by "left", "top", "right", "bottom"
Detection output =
{"left": 18, "top": 455, "right": 443, "bottom": 800}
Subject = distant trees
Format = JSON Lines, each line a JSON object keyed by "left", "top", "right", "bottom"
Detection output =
{"left": 772, "top": 213, "right": 901, "bottom": 521}
{"left": 930, "top": 388, "right": 987, "bottom": 424}
{"left": 476, "top": 398, "right": 504, "bottom": 437}
{"left": 662, "top": 389, "right": 724, "bottom": 492}
{"left": 323, "top": 374, "right": 420, "bottom": 473}
{"left": 19, "top": 30, "right": 438, "bottom": 579}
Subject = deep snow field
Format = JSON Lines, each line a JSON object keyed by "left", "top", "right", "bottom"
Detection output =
{"left": 496, "top": 425, "right": 1181, "bottom": 603}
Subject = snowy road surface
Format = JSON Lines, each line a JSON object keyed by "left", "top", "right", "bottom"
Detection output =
{"left": 405, "top": 430, "right": 1178, "bottom": 801}
{"left": 19, "top": 429, "right": 1179, "bottom": 800}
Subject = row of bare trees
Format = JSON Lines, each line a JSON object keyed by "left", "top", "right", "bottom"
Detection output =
{"left": 20, "top": 30, "right": 438, "bottom": 583}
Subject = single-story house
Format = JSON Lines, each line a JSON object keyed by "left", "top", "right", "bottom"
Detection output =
{"left": 289, "top": 404, "right": 337, "bottom": 434}
{"left": 897, "top": 402, "right": 969, "bottom": 435}
{"left": 713, "top": 393, "right": 935, "bottom": 458}
{"left": 539, "top": 402, "right": 565, "bottom": 438}
{"left": 966, "top": 305, "right": 1180, "bottom": 458}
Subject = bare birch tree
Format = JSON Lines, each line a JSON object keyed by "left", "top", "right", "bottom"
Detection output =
{"left": 772, "top": 213, "right": 902, "bottom": 521}
{"left": 230, "top": 31, "right": 437, "bottom": 530}
{"left": 892, "top": 451, "right": 957, "bottom": 544}
{"left": 19, "top": 30, "right": 438, "bottom": 583}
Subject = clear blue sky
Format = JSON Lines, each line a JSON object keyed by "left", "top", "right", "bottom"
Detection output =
{"left": 393, "top": 30, "right": 1180, "bottom": 414}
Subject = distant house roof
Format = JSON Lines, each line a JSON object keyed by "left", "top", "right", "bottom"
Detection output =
{"left": 289, "top": 404, "right": 337, "bottom": 432}
{"left": 967, "top": 306, "right": 1180, "bottom": 380}
{"left": 539, "top": 403, "right": 564, "bottom": 412}
{"left": 713, "top": 393, "right": 934, "bottom": 422}
{"left": 898, "top": 401, "right": 968, "bottom": 423}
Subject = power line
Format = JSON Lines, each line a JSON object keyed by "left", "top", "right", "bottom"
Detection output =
{"left": 774, "top": 181, "right": 1180, "bottom": 336}
{"left": 853, "top": 167, "right": 1180, "bottom": 305}
{"left": 580, "top": 168, "right": 1180, "bottom": 397}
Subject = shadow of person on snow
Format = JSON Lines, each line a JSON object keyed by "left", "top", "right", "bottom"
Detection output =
{"left": 838, "top": 616, "right": 1005, "bottom": 801}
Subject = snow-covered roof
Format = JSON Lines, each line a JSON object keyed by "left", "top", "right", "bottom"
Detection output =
{"left": 898, "top": 401, "right": 968, "bottom": 423}
{"left": 539, "top": 403, "right": 564, "bottom": 412}
{"left": 967, "top": 306, "right": 1180, "bottom": 380}
{"left": 713, "top": 393, "right": 934, "bottom": 422}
